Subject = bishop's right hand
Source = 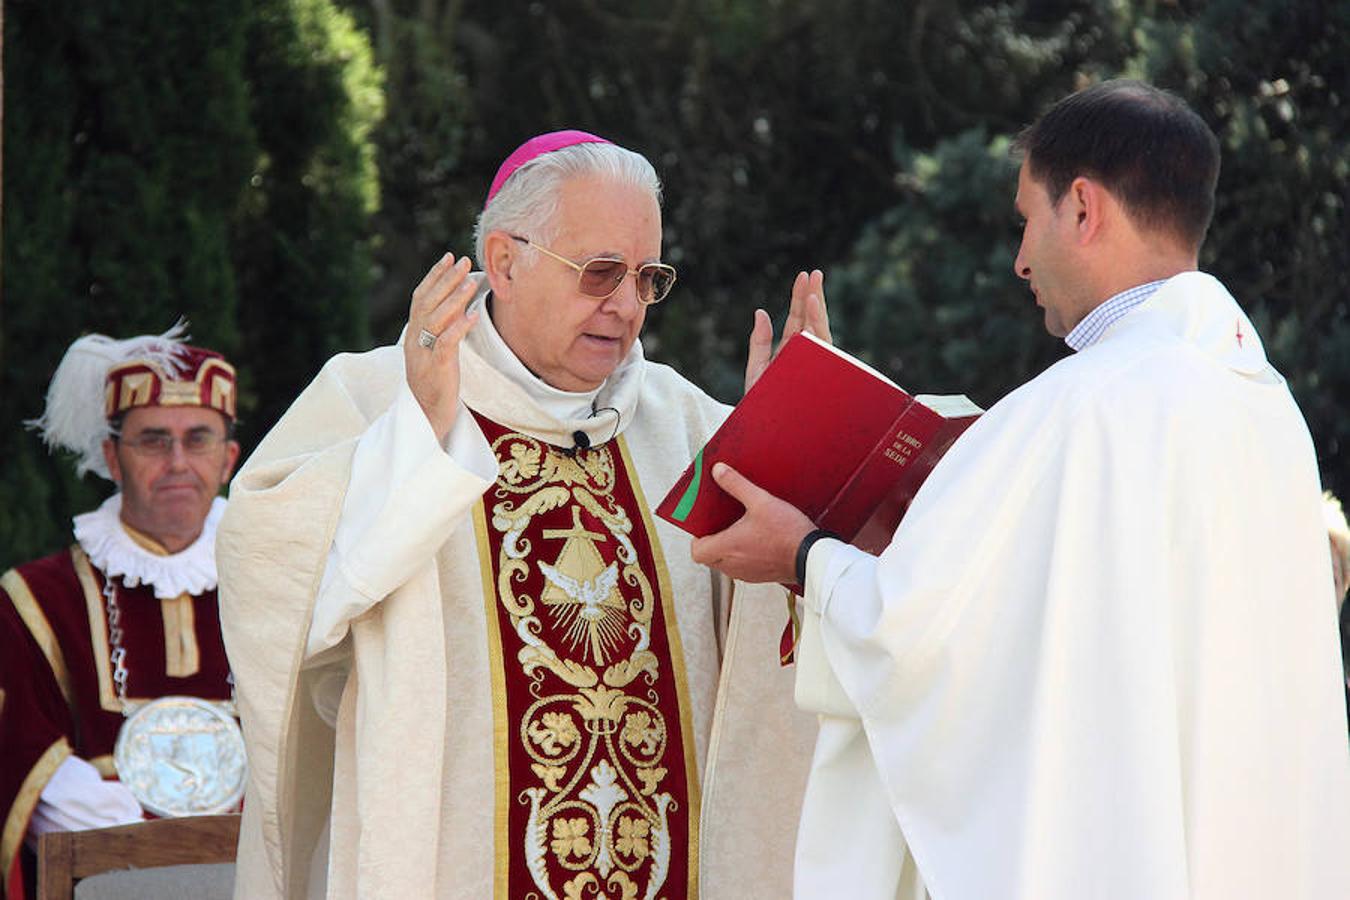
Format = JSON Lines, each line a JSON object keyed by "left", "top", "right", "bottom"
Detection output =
{"left": 404, "top": 253, "right": 481, "bottom": 443}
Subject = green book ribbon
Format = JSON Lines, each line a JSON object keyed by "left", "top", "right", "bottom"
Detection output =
{"left": 670, "top": 449, "right": 704, "bottom": 522}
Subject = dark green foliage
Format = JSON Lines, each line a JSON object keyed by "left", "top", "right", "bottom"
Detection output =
{"left": 233, "top": 0, "right": 382, "bottom": 443}
{"left": 827, "top": 0, "right": 1349, "bottom": 495}
{"left": 829, "top": 130, "right": 1055, "bottom": 410}
{"left": 1176, "top": 0, "right": 1350, "bottom": 500}
{"left": 4, "top": 0, "right": 1346, "bottom": 571}
{"left": 348, "top": 0, "right": 1348, "bottom": 507}
{"left": 0, "top": 0, "right": 381, "bottom": 571}
{"left": 0, "top": 1, "right": 253, "bottom": 570}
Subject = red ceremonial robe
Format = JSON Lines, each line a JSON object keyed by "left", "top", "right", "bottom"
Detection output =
{"left": 0, "top": 545, "right": 232, "bottom": 898}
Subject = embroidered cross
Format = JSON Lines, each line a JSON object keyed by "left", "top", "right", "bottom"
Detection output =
{"left": 1235, "top": 319, "right": 1243, "bottom": 348}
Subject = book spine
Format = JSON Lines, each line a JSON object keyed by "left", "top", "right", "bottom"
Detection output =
{"left": 846, "top": 411, "right": 976, "bottom": 554}
{"left": 818, "top": 403, "right": 979, "bottom": 555}
{"left": 816, "top": 399, "right": 929, "bottom": 544}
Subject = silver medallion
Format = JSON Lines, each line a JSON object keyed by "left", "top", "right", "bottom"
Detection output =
{"left": 113, "top": 695, "right": 247, "bottom": 817}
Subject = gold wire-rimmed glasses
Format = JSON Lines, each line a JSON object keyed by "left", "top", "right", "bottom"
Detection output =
{"left": 511, "top": 235, "right": 677, "bottom": 305}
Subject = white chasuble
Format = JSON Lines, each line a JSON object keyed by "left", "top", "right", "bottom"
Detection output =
{"left": 219, "top": 319, "right": 816, "bottom": 900}
{"left": 794, "top": 273, "right": 1350, "bottom": 899}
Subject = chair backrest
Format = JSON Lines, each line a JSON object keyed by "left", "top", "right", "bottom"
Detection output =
{"left": 36, "top": 814, "right": 240, "bottom": 900}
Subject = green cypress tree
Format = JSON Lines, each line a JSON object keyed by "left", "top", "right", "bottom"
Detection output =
{"left": 0, "top": 1, "right": 253, "bottom": 570}
{"left": 233, "top": 0, "right": 382, "bottom": 446}
{"left": 0, "top": 0, "right": 383, "bottom": 571}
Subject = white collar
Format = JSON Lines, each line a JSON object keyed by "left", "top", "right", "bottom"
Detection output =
{"left": 456, "top": 295, "right": 646, "bottom": 447}
{"left": 1115, "top": 272, "right": 1275, "bottom": 378}
{"left": 73, "top": 494, "right": 225, "bottom": 599}
{"left": 475, "top": 299, "right": 604, "bottom": 421}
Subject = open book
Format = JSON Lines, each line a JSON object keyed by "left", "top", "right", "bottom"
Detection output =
{"left": 656, "top": 331, "right": 981, "bottom": 555}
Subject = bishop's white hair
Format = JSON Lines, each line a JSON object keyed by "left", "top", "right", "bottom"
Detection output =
{"left": 473, "top": 142, "right": 663, "bottom": 269}
{"left": 26, "top": 320, "right": 191, "bottom": 480}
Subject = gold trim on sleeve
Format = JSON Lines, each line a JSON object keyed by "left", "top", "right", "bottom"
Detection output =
{"left": 89, "top": 755, "right": 118, "bottom": 778}
{"left": 1, "top": 738, "right": 71, "bottom": 895}
{"left": 1, "top": 569, "right": 77, "bottom": 712}
{"left": 616, "top": 436, "right": 703, "bottom": 898}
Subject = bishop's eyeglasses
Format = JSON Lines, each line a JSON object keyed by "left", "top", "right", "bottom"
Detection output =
{"left": 511, "top": 235, "right": 677, "bottom": 305}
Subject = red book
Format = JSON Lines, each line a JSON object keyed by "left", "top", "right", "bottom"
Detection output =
{"left": 656, "top": 332, "right": 981, "bottom": 555}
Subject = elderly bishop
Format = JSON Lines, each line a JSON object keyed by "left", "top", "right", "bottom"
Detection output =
{"left": 218, "top": 132, "right": 823, "bottom": 899}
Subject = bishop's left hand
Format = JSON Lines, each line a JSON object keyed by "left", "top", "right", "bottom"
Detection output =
{"left": 690, "top": 463, "right": 815, "bottom": 585}
{"left": 744, "top": 269, "right": 830, "bottom": 394}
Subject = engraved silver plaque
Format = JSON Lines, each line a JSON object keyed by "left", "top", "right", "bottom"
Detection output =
{"left": 113, "top": 695, "right": 247, "bottom": 817}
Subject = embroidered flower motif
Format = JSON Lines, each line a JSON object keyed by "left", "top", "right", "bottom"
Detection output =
{"left": 500, "top": 442, "right": 541, "bottom": 484}
{"left": 635, "top": 766, "right": 667, "bottom": 797}
{"left": 528, "top": 711, "right": 580, "bottom": 756}
{"left": 531, "top": 763, "right": 567, "bottom": 792}
{"left": 607, "top": 871, "right": 639, "bottom": 900}
{"left": 562, "top": 873, "right": 597, "bottom": 900}
{"left": 551, "top": 817, "right": 593, "bottom": 860}
{"left": 615, "top": 815, "right": 650, "bottom": 861}
{"left": 620, "top": 710, "right": 662, "bottom": 756}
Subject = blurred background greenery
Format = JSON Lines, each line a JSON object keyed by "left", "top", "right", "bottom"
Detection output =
{"left": 1, "top": 0, "right": 1346, "bottom": 572}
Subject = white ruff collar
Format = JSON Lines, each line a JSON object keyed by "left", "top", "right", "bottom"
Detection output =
{"left": 73, "top": 494, "right": 225, "bottom": 599}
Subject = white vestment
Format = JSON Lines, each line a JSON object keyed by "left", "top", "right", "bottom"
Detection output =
{"left": 217, "top": 316, "right": 816, "bottom": 899}
{"left": 794, "top": 272, "right": 1350, "bottom": 899}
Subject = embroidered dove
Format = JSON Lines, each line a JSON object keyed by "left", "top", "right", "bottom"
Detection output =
{"left": 540, "top": 561, "right": 620, "bottom": 621}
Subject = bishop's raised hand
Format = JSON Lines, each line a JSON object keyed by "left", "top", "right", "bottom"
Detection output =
{"left": 743, "top": 269, "right": 831, "bottom": 395}
{"left": 404, "top": 253, "right": 481, "bottom": 442}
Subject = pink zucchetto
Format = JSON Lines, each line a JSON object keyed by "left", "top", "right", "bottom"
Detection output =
{"left": 486, "top": 130, "right": 614, "bottom": 204}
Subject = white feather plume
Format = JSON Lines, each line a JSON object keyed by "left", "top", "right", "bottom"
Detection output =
{"left": 26, "top": 320, "right": 192, "bottom": 480}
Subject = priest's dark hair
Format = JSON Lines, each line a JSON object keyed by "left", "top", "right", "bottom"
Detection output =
{"left": 1012, "top": 79, "right": 1221, "bottom": 252}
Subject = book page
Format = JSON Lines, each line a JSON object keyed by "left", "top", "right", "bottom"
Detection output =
{"left": 914, "top": 394, "right": 983, "bottom": 417}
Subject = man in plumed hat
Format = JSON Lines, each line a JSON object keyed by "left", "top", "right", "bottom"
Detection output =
{"left": 218, "top": 132, "right": 823, "bottom": 899}
{"left": 0, "top": 324, "right": 243, "bottom": 898}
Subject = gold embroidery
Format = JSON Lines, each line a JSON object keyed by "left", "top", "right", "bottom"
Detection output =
{"left": 616, "top": 438, "right": 702, "bottom": 898}
{"left": 158, "top": 379, "right": 201, "bottom": 406}
{"left": 608, "top": 871, "right": 640, "bottom": 900}
{"left": 212, "top": 379, "right": 233, "bottom": 413}
{"left": 473, "top": 505, "right": 513, "bottom": 900}
{"left": 119, "top": 371, "right": 156, "bottom": 410}
{"left": 485, "top": 432, "right": 682, "bottom": 899}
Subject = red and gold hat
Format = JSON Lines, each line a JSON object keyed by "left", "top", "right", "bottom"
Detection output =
{"left": 104, "top": 345, "right": 237, "bottom": 421}
{"left": 29, "top": 321, "right": 237, "bottom": 481}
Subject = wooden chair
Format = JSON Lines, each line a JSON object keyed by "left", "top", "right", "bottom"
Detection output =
{"left": 36, "top": 814, "right": 240, "bottom": 900}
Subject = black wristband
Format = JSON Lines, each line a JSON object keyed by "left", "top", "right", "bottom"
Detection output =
{"left": 795, "top": 528, "right": 839, "bottom": 587}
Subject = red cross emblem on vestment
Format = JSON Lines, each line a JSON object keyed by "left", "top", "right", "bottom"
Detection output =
{"left": 1235, "top": 319, "right": 1244, "bottom": 348}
